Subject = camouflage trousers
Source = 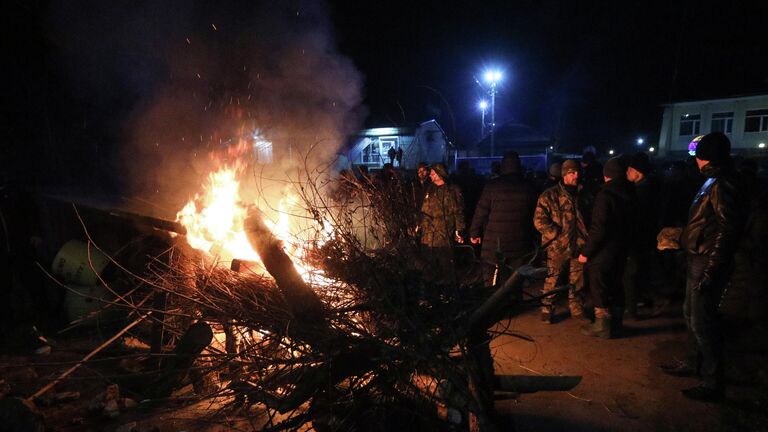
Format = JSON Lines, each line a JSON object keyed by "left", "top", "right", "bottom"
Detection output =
{"left": 541, "top": 251, "right": 585, "bottom": 314}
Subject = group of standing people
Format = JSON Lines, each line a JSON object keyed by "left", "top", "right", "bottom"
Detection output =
{"left": 338, "top": 131, "right": 748, "bottom": 403}
{"left": 412, "top": 132, "right": 746, "bottom": 403}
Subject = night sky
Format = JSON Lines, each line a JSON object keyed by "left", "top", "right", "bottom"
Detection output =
{"left": 3, "top": 0, "right": 768, "bottom": 192}
{"left": 329, "top": 0, "right": 768, "bottom": 150}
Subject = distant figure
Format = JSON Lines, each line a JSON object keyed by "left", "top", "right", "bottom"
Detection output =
{"left": 396, "top": 147, "right": 403, "bottom": 167}
{"left": 412, "top": 161, "right": 432, "bottom": 211}
{"left": 451, "top": 160, "right": 483, "bottom": 227}
{"left": 534, "top": 160, "right": 588, "bottom": 323}
{"left": 578, "top": 157, "right": 635, "bottom": 338}
{"left": 544, "top": 162, "right": 562, "bottom": 190}
{"left": 623, "top": 152, "right": 660, "bottom": 319}
{"left": 388, "top": 146, "right": 397, "bottom": 164}
{"left": 470, "top": 152, "right": 538, "bottom": 287}
{"left": 380, "top": 162, "right": 398, "bottom": 184}
{"left": 418, "top": 163, "right": 465, "bottom": 284}
{"left": 661, "top": 132, "right": 745, "bottom": 402}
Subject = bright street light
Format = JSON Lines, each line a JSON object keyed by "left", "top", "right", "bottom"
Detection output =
{"left": 649, "top": 147, "right": 655, "bottom": 152}
{"left": 478, "top": 100, "right": 488, "bottom": 110}
{"left": 608, "top": 149, "right": 615, "bottom": 155}
{"left": 484, "top": 70, "right": 502, "bottom": 84}
{"left": 636, "top": 137, "right": 644, "bottom": 145}
{"left": 759, "top": 142, "right": 766, "bottom": 149}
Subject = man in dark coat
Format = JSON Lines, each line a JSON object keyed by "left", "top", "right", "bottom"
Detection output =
{"left": 623, "top": 152, "right": 660, "bottom": 318}
{"left": 661, "top": 132, "right": 745, "bottom": 402}
{"left": 470, "top": 152, "right": 538, "bottom": 286}
{"left": 578, "top": 157, "right": 635, "bottom": 338}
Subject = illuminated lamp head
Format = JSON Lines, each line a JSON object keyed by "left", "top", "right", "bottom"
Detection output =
{"left": 688, "top": 135, "right": 705, "bottom": 156}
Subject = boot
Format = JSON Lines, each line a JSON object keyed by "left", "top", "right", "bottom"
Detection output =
{"left": 660, "top": 361, "right": 698, "bottom": 377}
{"left": 568, "top": 301, "right": 589, "bottom": 323}
{"left": 540, "top": 307, "right": 554, "bottom": 324}
{"left": 581, "top": 317, "right": 611, "bottom": 338}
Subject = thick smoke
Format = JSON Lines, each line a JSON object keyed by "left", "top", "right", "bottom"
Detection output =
{"left": 49, "top": 0, "right": 365, "bottom": 217}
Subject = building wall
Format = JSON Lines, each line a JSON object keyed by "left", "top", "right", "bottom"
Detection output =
{"left": 659, "top": 94, "right": 768, "bottom": 156}
{"left": 345, "top": 121, "right": 448, "bottom": 170}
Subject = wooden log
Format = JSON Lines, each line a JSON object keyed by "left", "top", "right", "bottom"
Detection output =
{"left": 145, "top": 321, "right": 213, "bottom": 398}
{"left": 243, "top": 208, "right": 326, "bottom": 324}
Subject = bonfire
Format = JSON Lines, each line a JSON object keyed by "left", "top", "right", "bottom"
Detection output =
{"left": 36, "top": 145, "right": 575, "bottom": 432}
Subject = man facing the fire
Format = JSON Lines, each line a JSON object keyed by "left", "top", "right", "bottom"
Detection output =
{"left": 418, "top": 163, "right": 465, "bottom": 284}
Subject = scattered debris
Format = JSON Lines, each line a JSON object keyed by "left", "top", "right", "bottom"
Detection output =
{"left": 33, "top": 390, "right": 81, "bottom": 408}
{"left": 89, "top": 384, "right": 136, "bottom": 419}
{"left": 34, "top": 345, "right": 51, "bottom": 355}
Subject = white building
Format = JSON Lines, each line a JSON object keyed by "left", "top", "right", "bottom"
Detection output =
{"left": 658, "top": 94, "right": 768, "bottom": 156}
{"left": 343, "top": 120, "right": 451, "bottom": 170}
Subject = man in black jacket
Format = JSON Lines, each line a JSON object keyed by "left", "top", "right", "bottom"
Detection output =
{"left": 661, "top": 132, "right": 744, "bottom": 402}
{"left": 578, "top": 157, "right": 635, "bottom": 338}
{"left": 623, "top": 152, "right": 660, "bottom": 318}
{"left": 470, "top": 152, "right": 538, "bottom": 286}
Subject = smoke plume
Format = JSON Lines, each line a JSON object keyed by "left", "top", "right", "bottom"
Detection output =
{"left": 49, "top": 0, "right": 366, "bottom": 217}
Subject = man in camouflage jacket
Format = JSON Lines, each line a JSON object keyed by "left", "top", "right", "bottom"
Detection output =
{"left": 533, "top": 160, "right": 588, "bottom": 322}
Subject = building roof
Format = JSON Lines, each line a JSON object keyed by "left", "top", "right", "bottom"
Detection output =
{"left": 470, "top": 122, "right": 551, "bottom": 155}
{"left": 662, "top": 92, "right": 768, "bottom": 107}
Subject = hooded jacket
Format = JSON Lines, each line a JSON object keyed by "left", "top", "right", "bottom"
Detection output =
{"left": 581, "top": 178, "right": 636, "bottom": 260}
{"left": 683, "top": 162, "right": 744, "bottom": 285}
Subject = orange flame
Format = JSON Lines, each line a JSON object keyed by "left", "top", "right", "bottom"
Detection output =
{"left": 176, "top": 154, "right": 331, "bottom": 282}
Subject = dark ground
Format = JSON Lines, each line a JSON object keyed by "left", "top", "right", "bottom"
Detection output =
{"left": 2, "top": 283, "right": 766, "bottom": 432}
{"left": 491, "top": 255, "right": 768, "bottom": 432}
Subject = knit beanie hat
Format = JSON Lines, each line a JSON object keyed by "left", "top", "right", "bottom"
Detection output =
{"left": 561, "top": 159, "right": 579, "bottom": 176}
{"left": 430, "top": 163, "right": 449, "bottom": 180}
{"left": 603, "top": 157, "right": 625, "bottom": 180}
{"left": 629, "top": 152, "right": 651, "bottom": 175}
{"left": 695, "top": 132, "right": 731, "bottom": 163}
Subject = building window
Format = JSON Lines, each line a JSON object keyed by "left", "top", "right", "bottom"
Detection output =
{"left": 745, "top": 109, "right": 768, "bottom": 132}
{"left": 711, "top": 112, "right": 733, "bottom": 134}
{"left": 679, "top": 114, "right": 701, "bottom": 136}
{"left": 361, "top": 136, "right": 399, "bottom": 166}
{"left": 361, "top": 139, "right": 381, "bottom": 165}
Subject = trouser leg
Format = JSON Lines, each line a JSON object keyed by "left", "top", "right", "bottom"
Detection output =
{"left": 542, "top": 252, "right": 568, "bottom": 312}
{"left": 686, "top": 254, "right": 725, "bottom": 390}
{"left": 568, "top": 257, "right": 585, "bottom": 315}
{"left": 623, "top": 251, "right": 639, "bottom": 315}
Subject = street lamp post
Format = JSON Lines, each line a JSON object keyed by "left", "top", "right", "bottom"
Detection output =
{"left": 478, "top": 100, "right": 488, "bottom": 138}
{"left": 483, "top": 70, "right": 502, "bottom": 156}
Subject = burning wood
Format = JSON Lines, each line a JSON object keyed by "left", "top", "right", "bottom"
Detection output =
{"left": 34, "top": 160, "right": 577, "bottom": 431}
